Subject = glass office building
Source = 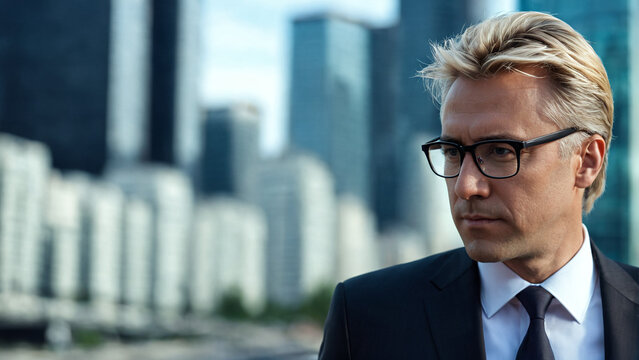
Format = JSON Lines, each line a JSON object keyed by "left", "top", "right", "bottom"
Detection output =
{"left": 370, "top": 25, "right": 400, "bottom": 229}
{"left": 0, "top": 0, "right": 150, "bottom": 174}
{"left": 397, "top": 0, "right": 472, "bottom": 136}
{"left": 289, "top": 13, "right": 371, "bottom": 206}
{"left": 200, "top": 104, "right": 260, "bottom": 202}
{"left": 148, "top": 0, "right": 200, "bottom": 174}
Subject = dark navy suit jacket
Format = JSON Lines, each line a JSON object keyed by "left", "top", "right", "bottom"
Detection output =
{"left": 319, "top": 243, "right": 639, "bottom": 359}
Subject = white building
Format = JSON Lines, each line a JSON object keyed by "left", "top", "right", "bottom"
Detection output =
{"left": 43, "top": 171, "right": 83, "bottom": 300}
{"left": 190, "top": 197, "right": 266, "bottom": 315}
{"left": 0, "top": 134, "right": 50, "bottom": 295}
{"left": 377, "top": 226, "right": 429, "bottom": 268}
{"left": 336, "top": 195, "right": 379, "bottom": 281}
{"left": 107, "top": 164, "right": 193, "bottom": 312}
{"left": 120, "top": 197, "right": 153, "bottom": 308}
{"left": 256, "top": 152, "right": 336, "bottom": 306}
{"left": 66, "top": 173, "right": 124, "bottom": 307}
{"left": 189, "top": 202, "right": 218, "bottom": 314}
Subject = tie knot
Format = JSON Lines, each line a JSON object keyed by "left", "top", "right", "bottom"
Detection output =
{"left": 516, "top": 286, "right": 554, "bottom": 320}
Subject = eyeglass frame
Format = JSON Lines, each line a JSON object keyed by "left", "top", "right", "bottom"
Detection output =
{"left": 421, "top": 127, "right": 583, "bottom": 179}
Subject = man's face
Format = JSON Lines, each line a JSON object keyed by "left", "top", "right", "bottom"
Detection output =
{"left": 441, "top": 70, "right": 582, "bottom": 264}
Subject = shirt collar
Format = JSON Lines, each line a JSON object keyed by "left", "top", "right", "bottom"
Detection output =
{"left": 478, "top": 224, "right": 596, "bottom": 324}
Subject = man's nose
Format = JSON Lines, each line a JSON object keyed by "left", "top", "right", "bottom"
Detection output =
{"left": 454, "top": 152, "right": 490, "bottom": 200}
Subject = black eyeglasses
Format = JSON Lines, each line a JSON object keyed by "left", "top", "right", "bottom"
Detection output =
{"left": 421, "top": 128, "right": 580, "bottom": 179}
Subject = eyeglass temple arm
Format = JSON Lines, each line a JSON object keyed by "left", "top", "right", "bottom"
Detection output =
{"left": 522, "top": 127, "right": 578, "bottom": 148}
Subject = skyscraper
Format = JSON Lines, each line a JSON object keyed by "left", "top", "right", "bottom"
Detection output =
{"left": 397, "top": 0, "right": 472, "bottom": 136}
{"left": 148, "top": 0, "right": 200, "bottom": 175}
{"left": 289, "top": 13, "right": 371, "bottom": 205}
{"left": 630, "top": 0, "right": 639, "bottom": 266}
{"left": 200, "top": 103, "right": 260, "bottom": 201}
{"left": 519, "top": 1, "right": 638, "bottom": 263}
{"left": 0, "top": 0, "right": 151, "bottom": 174}
{"left": 370, "top": 25, "right": 400, "bottom": 229}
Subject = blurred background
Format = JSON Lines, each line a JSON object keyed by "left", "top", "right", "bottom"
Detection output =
{"left": 0, "top": 0, "right": 637, "bottom": 358}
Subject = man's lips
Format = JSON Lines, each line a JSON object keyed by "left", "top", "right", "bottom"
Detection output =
{"left": 459, "top": 214, "right": 499, "bottom": 225}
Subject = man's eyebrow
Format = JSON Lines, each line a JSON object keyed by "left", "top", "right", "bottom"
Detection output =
{"left": 440, "top": 133, "right": 524, "bottom": 143}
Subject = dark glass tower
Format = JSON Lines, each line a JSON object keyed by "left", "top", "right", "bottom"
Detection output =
{"left": 370, "top": 25, "right": 400, "bottom": 229}
{"left": 0, "top": 0, "right": 152, "bottom": 174}
{"left": 0, "top": 1, "right": 115, "bottom": 174}
{"left": 397, "top": 0, "right": 472, "bottom": 136}
{"left": 148, "top": 0, "right": 200, "bottom": 175}
{"left": 289, "top": 13, "right": 371, "bottom": 205}
{"left": 200, "top": 104, "right": 260, "bottom": 201}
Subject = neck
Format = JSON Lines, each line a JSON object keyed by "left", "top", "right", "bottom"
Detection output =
{"left": 504, "top": 222, "right": 584, "bottom": 284}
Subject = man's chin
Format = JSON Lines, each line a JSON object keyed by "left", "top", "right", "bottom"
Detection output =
{"left": 462, "top": 239, "right": 511, "bottom": 263}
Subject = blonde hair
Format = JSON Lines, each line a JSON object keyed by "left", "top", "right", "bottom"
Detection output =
{"left": 419, "top": 11, "right": 613, "bottom": 213}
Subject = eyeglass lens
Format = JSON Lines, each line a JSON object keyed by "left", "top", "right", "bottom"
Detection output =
{"left": 427, "top": 142, "right": 519, "bottom": 178}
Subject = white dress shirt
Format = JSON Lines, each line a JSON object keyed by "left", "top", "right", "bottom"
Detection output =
{"left": 478, "top": 225, "right": 604, "bottom": 360}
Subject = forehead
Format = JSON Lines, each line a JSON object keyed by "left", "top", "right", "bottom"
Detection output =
{"left": 441, "top": 70, "right": 555, "bottom": 141}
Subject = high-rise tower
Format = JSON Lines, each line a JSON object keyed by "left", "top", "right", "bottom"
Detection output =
{"left": 0, "top": 0, "right": 151, "bottom": 174}
{"left": 289, "top": 13, "right": 371, "bottom": 205}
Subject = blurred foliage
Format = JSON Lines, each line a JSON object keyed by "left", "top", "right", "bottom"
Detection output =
{"left": 297, "top": 283, "right": 333, "bottom": 324}
{"left": 248, "top": 283, "right": 334, "bottom": 325}
{"left": 72, "top": 328, "right": 104, "bottom": 348}
{"left": 257, "top": 301, "right": 299, "bottom": 323}
{"left": 215, "top": 287, "right": 251, "bottom": 320}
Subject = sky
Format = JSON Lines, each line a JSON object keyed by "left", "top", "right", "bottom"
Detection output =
{"left": 199, "top": 0, "right": 515, "bottom": 156}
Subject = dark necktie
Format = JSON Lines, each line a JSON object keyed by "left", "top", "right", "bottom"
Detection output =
{"left": 516, "top": 286, "right": 555, "bottom": 360}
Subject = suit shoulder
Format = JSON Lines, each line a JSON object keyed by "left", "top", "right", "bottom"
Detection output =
{"left": 342, "top": 247, "right": 469, "bottom": 294}
{"left": 617, "top": 262, "right": 639, "bottom": 283}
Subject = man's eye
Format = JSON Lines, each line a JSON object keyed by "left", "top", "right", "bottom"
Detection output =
{"left": 493, "top": 146, "right": 512, "bottom": 155}
{"left": 442, "top": 147, "right": 459, "bottom": 157}
{"left": 486, "top": 144, "right": 516, "bottom": 159}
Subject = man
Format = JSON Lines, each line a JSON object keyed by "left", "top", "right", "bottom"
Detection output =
{"left": 319, "top": 11, "right": 639, "bottom": 360}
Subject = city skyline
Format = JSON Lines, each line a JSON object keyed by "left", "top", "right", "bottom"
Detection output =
{"left": 0, "top": 1, "right": 634, "bottom": 356}
{"left": 199, "top": 0, "right": 517, "bottom": 155}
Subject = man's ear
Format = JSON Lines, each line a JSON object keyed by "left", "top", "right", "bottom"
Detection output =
{"left": 574, "top": 135, "right": 606, "bottom": 189}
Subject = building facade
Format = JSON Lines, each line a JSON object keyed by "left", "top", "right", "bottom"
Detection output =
{"left": 0, "top": 0, "right": 151, "bottom": 174}
{"left": 257, "top": 152, "right": 336, "bottom": 306}
{"left": 43, "top": 172, "right": 83, "bottom": 302}
{"left": 289, "top": 13, "right": 371, "bottom": 205}
{"left": 148, "top": 0, "right": 200, "bottom": 176}
{"left": 200, "top": 103, "right": 260, "bottom": 201}
{"left": 190, "top": 197, "right": 266, "bottom": 315}
{"left": 370, "top": 25, "right": 400, "bottom": 230}
{"left": 336, "top": 195, "right": 379, "bottom": 281}
{"left": 0, "top": 134, "right": 50, "bottom": 295}
{"left": 107, "top": 165, "right": 194, "bottom": 312}
{"left": 120, "top": 197, "right": 153, "bottom": 308}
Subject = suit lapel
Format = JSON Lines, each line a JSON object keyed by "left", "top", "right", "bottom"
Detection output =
{"left": 424, "top": 250, "right": 486, "bottom": 360}
{"left": 592, "top": 243, "right": 639, "bottom": 359}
